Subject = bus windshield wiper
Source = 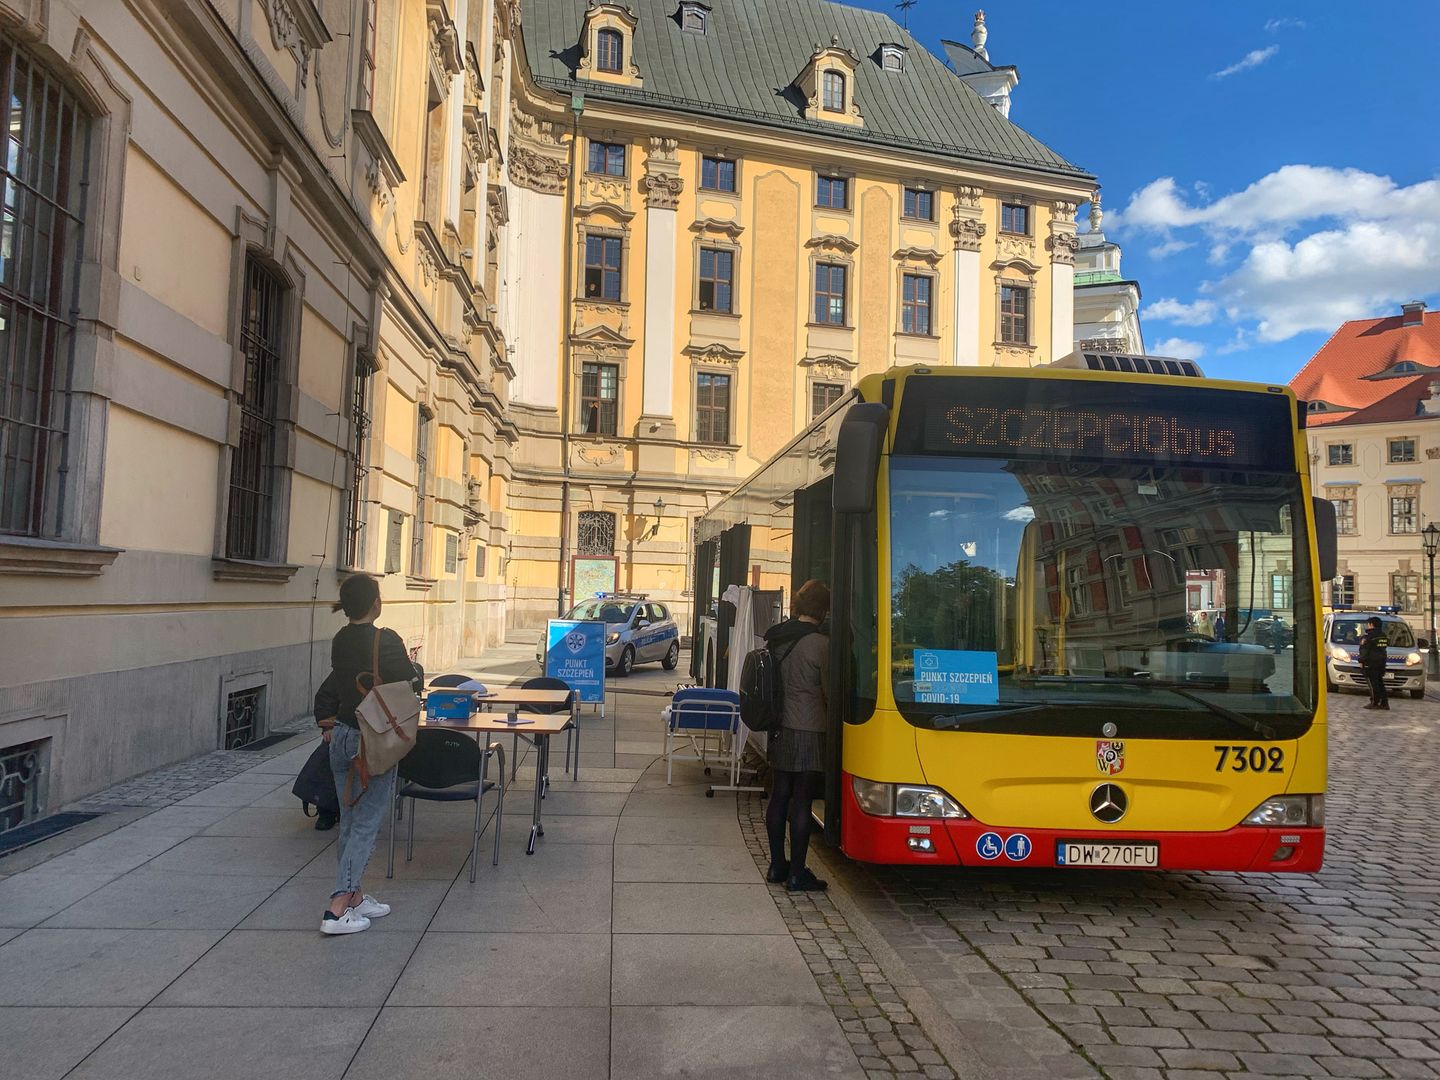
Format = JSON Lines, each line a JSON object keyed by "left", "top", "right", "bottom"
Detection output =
{"left": 927, "top": 705, "right": 1049, "bottom": 728}
{"left": 1014, "top": 675, "right": 1276, "bottom": 739}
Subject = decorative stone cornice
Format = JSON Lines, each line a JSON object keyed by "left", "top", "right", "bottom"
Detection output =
{"left": 950, "top": 216, "right": 986, "bottom": 252}
{"left": 0, "top": 537, "right": 123, "bottom": 577}
{"left": 509, "top": 145, "right": 569, "bottom": 194}
{"left": 427, "top": 2, "right": 464, "bottom": 76}
{"left": 955, "top": 184, "right": 983, "bottom": 209}
{"left": 996, "top": 233, "right": 1035, "bottom": 264}
{"left": 800, "top": 352, "right": 858, "bottom": 373}
{"left": 805, "top": 233, "right": 859, "bottom": 255}
{"left": 1047, "top": 231, "right": 1081, "bottom": 265}
{"left": 894, "top": 246, "right": 943, "bottom": 267}
{"left": 683, "top": 341, "right": 745, "bottom": 365}
{"left": 262, "top": 0, "right": 331, "bottom": 87}
{"left": 639, "top": 172, "right": 683, "bottom": 210}
{"left": 690, "top": 217, "right": 744, "bottom": 239}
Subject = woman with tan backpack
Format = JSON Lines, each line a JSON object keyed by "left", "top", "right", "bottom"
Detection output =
{"left": 315, "top": 574, "right": 422, "bottom": 935}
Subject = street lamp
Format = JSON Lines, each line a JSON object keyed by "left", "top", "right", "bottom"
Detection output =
{"left": 1423, "top": 522, "right": 1440, "bottom": 678}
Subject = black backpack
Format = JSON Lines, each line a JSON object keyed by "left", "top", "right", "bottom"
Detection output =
{"left": 738, "top": 630, "right": 811, "bottom": 733}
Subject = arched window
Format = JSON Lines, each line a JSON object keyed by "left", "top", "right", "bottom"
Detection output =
{"left": 1391, "top": 361, "right": 1418, "bottom": 374}
{"left": 821, "top": 70, "right": 845, "bottom": 111}
{"left": 596, "top": 28, "right": 623, "bottom": 74}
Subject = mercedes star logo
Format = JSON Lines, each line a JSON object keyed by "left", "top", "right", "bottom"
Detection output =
{"left": 1090, "top": 783, "right": 1127, "bottom": 824}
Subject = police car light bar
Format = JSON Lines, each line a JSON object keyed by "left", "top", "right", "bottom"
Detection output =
{"left": 1375, "top": 605, "right": 1400, "bottom": 614}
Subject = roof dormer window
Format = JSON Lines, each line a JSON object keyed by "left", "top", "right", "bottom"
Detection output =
{"left": 879, "top": 43, "right": 906, "bottom": 72}
{"left": 679, "top": 1, "right": 709, "bottom": 33}
{"left": 797, "top": 39, "right": 863, "bottom": 126}
{"left": 596, "top": 28, "right": 623, "bottom": 73}
{"left": 821, "top": 70, "right": 845, "bottom": 111}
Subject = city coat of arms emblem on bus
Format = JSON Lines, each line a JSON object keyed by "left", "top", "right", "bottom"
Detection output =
{"left": 1096, "top": 740, "right": 1125, "bottom": 776}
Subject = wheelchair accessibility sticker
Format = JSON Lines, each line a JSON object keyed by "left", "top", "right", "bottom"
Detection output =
{"left": 976, "top": 831, "right": 1033, "bottom": 862}
{"left": 976, "top": 832, "right": 1003, "bottom": 860}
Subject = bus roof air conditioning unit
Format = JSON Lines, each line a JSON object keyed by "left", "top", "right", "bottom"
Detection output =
{"left": 1050, "top": 351, "right": 1205, "bottom": 378}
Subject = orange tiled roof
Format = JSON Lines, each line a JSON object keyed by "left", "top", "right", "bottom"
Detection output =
{"left": 1320, "top": 374, "right": 1438, "bottom": 428}
{"left": 1289, "top": 310, "right": 1440, "bottom": 419}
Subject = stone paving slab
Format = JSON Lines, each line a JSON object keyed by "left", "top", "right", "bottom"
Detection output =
{"left": 0, "top": 1005, "right": 138, "bottom": 1080}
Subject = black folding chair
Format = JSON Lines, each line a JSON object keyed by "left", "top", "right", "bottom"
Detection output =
{"left": 388, "top": 728, "right": 505, "bottom": 883}
{"left": 513, "top": 676, "right": 577, "bottom": 786}
{"left": 428, "top": 674, "right": 474, "bottom": 688}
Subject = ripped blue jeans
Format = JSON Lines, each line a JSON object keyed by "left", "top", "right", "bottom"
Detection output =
{"left": 328, "top": 724, "right": 396, "bottom": 900}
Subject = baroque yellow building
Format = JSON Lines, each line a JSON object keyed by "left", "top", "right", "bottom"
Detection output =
{"left": 0, "top": 0, "right": 518, "bottom": 814}
{"left": 502, "top": 0, "right": 1095, "bottom": 633}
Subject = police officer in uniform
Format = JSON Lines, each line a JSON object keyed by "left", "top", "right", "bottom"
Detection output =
{"left": 1358, "top": 616, "right": 1390, "bottom": 711}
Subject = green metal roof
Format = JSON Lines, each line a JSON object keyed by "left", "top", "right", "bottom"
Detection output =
{"left": 521, "top": 0, "right": 1092, "bottom": 180}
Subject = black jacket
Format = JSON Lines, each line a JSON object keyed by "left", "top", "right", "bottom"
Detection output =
{"left": 315, "top": 624, "right": 421, "bottom": 728}
{"left": 1357, "top": 627, "right": 1389, "bottom": 667}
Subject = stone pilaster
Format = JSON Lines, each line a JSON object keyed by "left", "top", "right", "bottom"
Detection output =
{"left": 638, "top": 137, "right": 682, "bottom": 441}
{"left": 1048, "top": 201, "right": 1079, "bottom": 362}
{"left": 949, "top": 185, "right": 985, "bottom": 366}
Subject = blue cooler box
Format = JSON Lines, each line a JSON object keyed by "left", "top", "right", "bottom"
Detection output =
{"left": 425, "top": 691, "right": 475, "bottom": 721}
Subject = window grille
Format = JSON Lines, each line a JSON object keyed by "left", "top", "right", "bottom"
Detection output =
{"left": 698, "top": 248, "right": 733, "bottom": 312}
{"left": 444, "top": 531, "right": 458, "bottom": 573}
{"left": 226, "top": 259, "right": 286, "bottom": 560}
{"left": 223, "top": 686, "right": 265, "bottom": 750}
{"left": 411, "top": 408, "right": 431, "bottom": 576}
{"left": 343, "top": 355, "right": 372, "bottom": 567}
{"left": 587, "top": 141, "right": 625, "bottom": 176}
{"left": 577, "top": 510, "right": 615, "bottom": 555}
{"left": 1329, "top": 488, "right": 1356, "bottom": 535}
{"left": 903, "top": 188, "right": 932, "bottom": 220}
{"left": 0, "top": 36, "right": 89, "bottom": 538}
{"left": 0, "top": 739, "right": 45, "bottom": 835}
{"left": 1331, "top": 574, "right": 1355, "bottom": 607}
{"left": 814, "top": 263, "right": 847, "bottom": 325}
{"left": 584, "top": 234, "right": 623, "bottom": 300}
{"left": 385, "top": 509, "right": 403, "bottom": 574}
{"left": 1327, "top": 443, "right": 1353, "bottom": 466}
{"left": 356, "top": 0, "right": 379, "bottom": 109}
{"left": 1390, "top": 487, "right": 1418, "bottom": 534}
{"left": 1388, "top": 438, "right": 1416, "bottom": 464}
{"left": 815, "top": 175, "right": 847, "bottom": 209}
{"left": 700, "top": 156, "right": 735, "bottom": 193}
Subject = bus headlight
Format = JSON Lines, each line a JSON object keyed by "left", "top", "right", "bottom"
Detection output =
{"left": 1327, "top": 646, "right": 1350, "bottom": 662}
{"left": 851, "top": 777, "right": 968, "bottom": 818}
{"left": 1405, "top": 652, "right": 1423, "bottom": 666}
{"left": 1242, "top": 795, "right": 1324, "bottom": 827}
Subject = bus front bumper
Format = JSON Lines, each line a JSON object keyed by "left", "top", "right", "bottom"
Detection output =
{"left": 839, "top": 773, "right": 1324, "bottom": 872}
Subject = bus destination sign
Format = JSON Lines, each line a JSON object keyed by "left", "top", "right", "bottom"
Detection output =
{"left": 902, "top": 376, "right": 1293, "bottom": 469}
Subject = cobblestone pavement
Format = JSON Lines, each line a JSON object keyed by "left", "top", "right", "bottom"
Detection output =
{"left": 792, "top": 691, "right": 1440, "bottom": 1080}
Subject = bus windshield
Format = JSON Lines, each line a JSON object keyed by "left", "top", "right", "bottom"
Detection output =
{"left": 888, "top": 455, "right": 1317, "bottom": 738}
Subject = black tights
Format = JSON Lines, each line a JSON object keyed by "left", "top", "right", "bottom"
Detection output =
{"left": 767, "top": 769, "right": 820, "bottom": 874}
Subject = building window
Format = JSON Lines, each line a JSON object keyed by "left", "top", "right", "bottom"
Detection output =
{"left": 811, "top": 381, "right": 845, "bottom": 419}
{"left": 1327, "top": 443, "right": 1353, "bottom": 466}
{"left": 411, "top": 407, "right": 431, "bottom": 576}
{"left": 903, "top": 187, "right": 933, "bottom": 221}
{"left": 1389, "top": 486, "right": 1419, "bottom": 534}
{"left": 0, "top": 41, "right": 89, "bottom": 539}
{"left": 0, "top": 738, "right": 46, "bottom": 835}
{"left": 999, "top": 284, "right": 1030, "bottom": 345}
{"left": 814, "top": 263, "right": 847, "bottom": 326}
{"left": 821, "top": 70, "right": 845, "bottom": 112}
{"left": 226, "top": 259, "right": 287, "bottom": 561}
{"left": 385, "top": 510, "right": 404, "bottom": 574}
{"left": 695, "top": 372, "right": 731, "bottom": 444}
{"left": 586, "top": 140, "right": 625, "bottom": 176}
{"left": 1329, "top": 488, "right": 1357, "bottom": 535}
{"left": 444, "top": 532, "right": 459, "bottom": 574}
{"left": 1270, "top": 573, "right": 1293, "bottom": 610}
{"left": 1330, "top": 574, "right": 1355, "bottom": 607}
{"left": 577, "top": 509, "right": 616, "bottom": 556}
{"left": 357, "top": 0, "right": 380, "bottom": 110}
{"left": 815, "top": 174, "right": 848, "bottom": 210}
{"left": 1392, "top": 572, "right": 1422, "bottom": 613}
{"left": 901, "top": 274, "right": 932, "bottom": 335}
{"left": 1388, "top": 437, "right": 1416, "bottom": 463}
{"left": 420, "top": 95, "right": 445, "bottom": 224}
{"left": 681, "top": 3, "right": 707, "bottom": 33}
{"left": 584, "top": 234, "right": 623, "bottom": 300}
{"left": 1000, "top": 202, "right": 1029, "bottom": 235}
{"left": 880, "top": 45, "right": 905, "bottom": 72}
{"left": 596, "top": 28, "right": 623, "bottom": 73}
{"left": 1065, "top": 564, "right": 1090, "bottom": 616}
{"left": 700, "top": 156, "right": 736, "bottom": 193}
{"left": 580, "top": 361, "right": 619, "bottom": 435}
{"left": 474, "top": 544, "right": 487, "bottom": 578}
{"left": 698, "top": 248, "right": 733, "bottom": 312}
{"left": 343, "top": 355, "right": 373, "bottom": 568}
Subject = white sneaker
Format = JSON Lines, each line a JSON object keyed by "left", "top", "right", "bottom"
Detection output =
{"left": 320, "top": 907, "right": 371, "bottom": 935}
{"left": 352, "top": 894, "right": 390, "bottom": 919}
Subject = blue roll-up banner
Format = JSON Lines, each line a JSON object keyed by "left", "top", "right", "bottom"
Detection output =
{"left": 544, "top": 619, "right": 607, "bottom": 704}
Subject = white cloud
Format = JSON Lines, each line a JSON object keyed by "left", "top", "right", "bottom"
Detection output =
{"left": 1214, "top": 45, "right": 1278, "bottom": 78}
{"left": 1152, "top": 337, "right": 1207, "bottom": 360}
{"left": 1264, "top": 17, "right": 1305, "bottom": 32}
{"left": 1146, "top": 297, "right": 1217, "bottom": 326}
{"left": 1114, "top": 166, "right": 1440, "bottom": 343}
{"left": 1148, "top": 238, "right": 1194, "bottom": 259}
{"left": 1003, "top": 506, "right": 1035, "bottom": 523}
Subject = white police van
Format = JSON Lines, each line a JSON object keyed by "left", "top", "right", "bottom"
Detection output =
{"left": 537, "top": 593, "right": 680, "bottom": 676}
{"left": 1323, "top": 607, "right": 1427, "bottom": 699}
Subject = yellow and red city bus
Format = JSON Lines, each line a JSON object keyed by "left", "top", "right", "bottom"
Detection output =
{"left": 693, "top": 361, "right": 1336, "bottom": 871}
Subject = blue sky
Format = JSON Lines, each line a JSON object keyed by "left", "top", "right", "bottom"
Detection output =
{"left": 851, "top": 0, "right": 1440, "bottom": 384}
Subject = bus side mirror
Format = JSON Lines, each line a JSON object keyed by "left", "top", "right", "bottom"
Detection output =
{"left": 1312, "top": 496, "right": 1337, "bottom": 582}
{"left": 833, "top": 403, "right": 890, "bottom": 515}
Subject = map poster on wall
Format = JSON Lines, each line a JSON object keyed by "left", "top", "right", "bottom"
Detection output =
{"left": 570, "top": 556, "right": 618, "bottom": 602}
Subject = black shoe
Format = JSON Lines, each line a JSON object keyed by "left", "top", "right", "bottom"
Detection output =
{"left": 1363, "top": 703, "right": 1380, "bottom": 710}
{"left": 315, "top": 812, "right": 339, "bottom": 831}
{"left": 766, "top": 860, "right": 790, "bottom": 884}
{"left": 786, "top": 867, "right": 828, "bottom": 892}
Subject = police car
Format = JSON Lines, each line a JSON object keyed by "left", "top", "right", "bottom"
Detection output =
{"left": 1323, "top": 608, "right": 1427, "bottom": 699}
{"left": 537, "top": 594, "right": 680, "bottom": 676}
